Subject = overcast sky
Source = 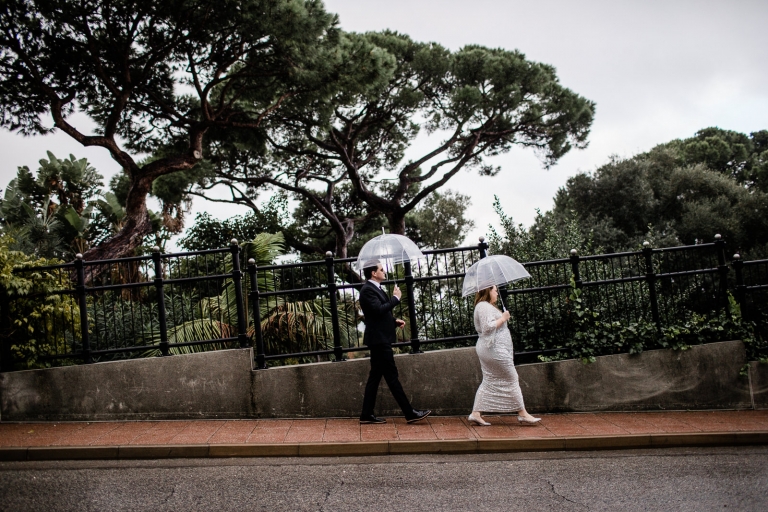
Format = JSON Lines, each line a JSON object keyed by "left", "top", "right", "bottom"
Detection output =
{"left": 1, "top": 0, "right": 766, "bottom": 250}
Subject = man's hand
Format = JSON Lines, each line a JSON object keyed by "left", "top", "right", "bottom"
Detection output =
{"left": 392, "top": 284, "right": 402, "bottom": 300}
{"left": 395, "top": 319, "right": 406, "bottom": 328}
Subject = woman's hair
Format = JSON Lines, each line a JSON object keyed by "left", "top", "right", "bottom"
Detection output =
{"left": 474, "top": 286, "right": 496, "bottom": 307}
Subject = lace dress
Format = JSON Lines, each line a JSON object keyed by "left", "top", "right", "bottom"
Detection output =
{"left": 472, "top": 301, "right": 525, "bottom": 413}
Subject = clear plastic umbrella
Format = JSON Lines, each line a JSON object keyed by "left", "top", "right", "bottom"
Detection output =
{"left": 355, "top": 233, "right": 426, "bottom": 280}
{"left": 461, "top": 255, "right": 531, "bottom": 311}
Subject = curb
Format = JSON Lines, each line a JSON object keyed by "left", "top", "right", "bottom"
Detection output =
{"left": 2, "top": 431, "right": 767, "bottom": 461}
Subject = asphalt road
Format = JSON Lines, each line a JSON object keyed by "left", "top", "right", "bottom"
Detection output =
{"left": 1, "top": 446, "right": 766, "bottom": 511}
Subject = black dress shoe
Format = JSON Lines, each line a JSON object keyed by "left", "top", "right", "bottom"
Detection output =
{"left": 406, "top": 409, "right": 432, "bottom": 423}
{"left": 359, "top": 415, "right": 387, "bottom": 424}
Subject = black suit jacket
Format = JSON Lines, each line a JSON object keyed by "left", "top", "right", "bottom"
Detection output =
{"left": 359, "top": 281, "right": 400, "bottom": 347}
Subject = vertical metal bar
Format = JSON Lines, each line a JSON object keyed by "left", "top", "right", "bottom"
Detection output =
{"left": 248, "top": 259, "right": 267, "bottom": 369}
{"left": 325, "top": 252, "right": 344, "bottom": 362}
{"left": 732, "top": 253, "right": 745, "bottom": 315}
{"left": 714, "top": 234, "right": 730, "bottom": 316}
{"left": 643, "top": 242, "right": 662, "bottom": 334}
{"left": 230, "top": 240, "right": 249, "bottom": 348}
{"left": 403, "top": 261, "right": 421, "bottom": 354}
{"left": 0, "top": 286, "right": 12, "bottom": 372}
{"left": 478, "top": 236, "right": 488, "bottom": 259}
{"left": 569, "top": 249, "right": 582, "bottom": 288}
{"left": 569, "top": 249, "right": 582, "bottom": 343}
{"left": 74, "top": 254, "right": 92, "bottom": 363}
{"left": 152, "top": 247, "right": 169, "bottom": 357}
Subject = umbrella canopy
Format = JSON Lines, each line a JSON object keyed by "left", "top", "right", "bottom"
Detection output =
{"left": 461, "top": 255, "right": 531, "bottom": 297}
{"left": 355, "top": 234, "right": 426, "bottom": 274}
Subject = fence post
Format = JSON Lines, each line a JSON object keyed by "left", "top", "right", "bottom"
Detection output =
{"left": 732, "top": 252, "right": 745, "bottom": 313}
{"left": 569, "top": 249, "right": 582, "bottom": 289}
{"left": 643, "top": 241, "right": 662, "bottom": 334}
{"left": 152, "top": 247, "right": 169, "bottom": 357}
{"left": 325, "top": 252, "right": 344, "bottom": 362}
{"left": 74, "top": 254, "right": 92, "bottom": 363}
{"left": 478, "top": 236, "right": 488, "bottom": 259}
{"left": 403, "top": 261, "right": 422, "bottom": 354}
{"left": 247, "top": 258, "right": 267, "bottom": 369}
{"left": 714, "top": 234, "right": 730, "bottom": 315}
{"left": 230, "top": 240, "right": 250, "bottom": 349}
{"left": 0, "top": 286, "right": 12, "bottom": 372}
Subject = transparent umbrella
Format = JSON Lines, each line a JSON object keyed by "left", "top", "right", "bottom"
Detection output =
{"left": 355, "top": 233, "right": 426, "bottom": 281}
{"left": 461, "top": 255, "right": 531, "bottom": 311}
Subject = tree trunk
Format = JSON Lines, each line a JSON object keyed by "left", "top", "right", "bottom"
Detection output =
{"left": 388, "top": 210, "right": 407, "bottom": 235}
{"left": 335, "top": 219, "right": 365, "bottom": 283}
{"left": 81, "top": 173, "right": 154, "bottom": 281}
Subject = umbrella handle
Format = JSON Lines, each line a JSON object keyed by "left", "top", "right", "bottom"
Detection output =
{"left": 499, "top": 294, "right": 508, "bottom": 312}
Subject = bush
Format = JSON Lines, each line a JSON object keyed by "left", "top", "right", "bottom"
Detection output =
{"left": 0, "top": 235, "right": 80, "bottom": 369}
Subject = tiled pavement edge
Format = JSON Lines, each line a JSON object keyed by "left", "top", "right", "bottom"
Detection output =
{"left": 2, "top": 411, "right": 767, "bottom": 461}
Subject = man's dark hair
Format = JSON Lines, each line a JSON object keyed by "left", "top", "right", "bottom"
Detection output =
{"left": 364, "top": 264, "right": 380, "bottom": 280}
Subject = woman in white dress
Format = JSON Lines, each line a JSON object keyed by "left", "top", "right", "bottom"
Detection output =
{"left": 468, "top": 285, "right": 541, "bottom": 426}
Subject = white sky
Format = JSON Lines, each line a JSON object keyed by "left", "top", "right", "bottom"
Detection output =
{"left": 1, "top": 0, "right": 767, "bottom": 250}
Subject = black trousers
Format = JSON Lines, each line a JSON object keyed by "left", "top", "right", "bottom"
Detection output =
{"left": 361, "top": 345, "right": 413, "bottom": 417}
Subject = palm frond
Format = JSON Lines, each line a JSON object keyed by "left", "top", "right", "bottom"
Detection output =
{"left": 142, "top": 318, "right": 236, "bottom": 356}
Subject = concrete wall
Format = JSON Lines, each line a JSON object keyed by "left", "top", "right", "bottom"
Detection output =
{"left": 0, "top": 349, "right": 254, "bottom": 422}
{"left": 750, "top": 361, "right": 768, "bottom": 410}
{"left": 518, "top": 341, "right": 753, "bottom": 412}
{"left": 250, "top": 346, "right": 483, "bottom": 418}
{"left": 252, "top": 340, "right": 754, "bottom": 417}
{"left": 0, "top": 340, "right": 760, "bottom": 421}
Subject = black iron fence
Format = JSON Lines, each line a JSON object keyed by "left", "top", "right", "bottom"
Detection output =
{"left": 1, "top": 235, "right": 766, "bottom": 372}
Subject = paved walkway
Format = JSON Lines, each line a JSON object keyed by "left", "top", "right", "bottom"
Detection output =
{"left": 2, "top": 410, "right": 767, "bottom": 460}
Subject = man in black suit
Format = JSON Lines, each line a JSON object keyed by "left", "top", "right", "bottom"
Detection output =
{"left": 358, "top": 260, "right": 431, "bottom": 424}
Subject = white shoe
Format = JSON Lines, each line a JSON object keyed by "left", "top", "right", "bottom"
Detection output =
{"left": 517, "top": 416, "right": 541, "bottom": 425}
{"left": 468, "top": 414, "right": 491, "bottom": 426}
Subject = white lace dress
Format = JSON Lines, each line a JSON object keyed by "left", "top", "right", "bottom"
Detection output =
{"left": 472, "top": 301, "right": 525, "bottom": 413}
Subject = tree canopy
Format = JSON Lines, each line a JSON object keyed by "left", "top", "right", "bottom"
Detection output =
{"left": 542, "top": 127, "right": 768, "bottom": 256}
{"left": 196, "top": 30, "right": 594, "bottom": 257}
{"left": 0, "top": 0, "right": 351, "bottom": 262}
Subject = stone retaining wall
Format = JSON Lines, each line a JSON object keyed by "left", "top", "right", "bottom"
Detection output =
{"left": 1, "top": 340, "right": 764, "bottom": 421}
{"left": 0, "top": 349, "right": 253, "bottom": 422}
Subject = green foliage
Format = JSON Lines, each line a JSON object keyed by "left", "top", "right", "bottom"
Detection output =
{"left": 548, "top": 128, "right": 768, "bottom": 256}
{"left": 535, "top": 280, "right": 761, "bottom": 365}
{"left": 0, "top": 151, "right": 173, "bottom": 258}
{"left": 0, "top": 152, "right": 103, "bottom": 258}
{"left": 1, "top": 0, "right": 351, "bottom": 259}
{"left": 199, "top": 28, "right": 594, "bottom": 257}
{"left": 488, "top": 195, "right": 595, "bottom": 262}
{"left": 663, "top": 127, "right": 768, "bottom": 192}
{"left": 405, "top": 191, "right": 475, "bottom": 250}
{"left": 142, "top": 231, "right": 358, "bottom": 361}
{"left": 0, "top": 234, "right": 79, "bottom": 369}
{"left": 179, "top": 196, "right": 289, "bottom": 251}
{"left": 487, "top": 196, "right": 766, "bottom": 363}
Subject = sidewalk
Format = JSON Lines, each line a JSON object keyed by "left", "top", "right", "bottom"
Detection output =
{"left": 2, "top": 410, "right": 767, "bottom": 461}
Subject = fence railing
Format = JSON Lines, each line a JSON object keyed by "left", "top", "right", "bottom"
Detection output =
{"left": 1, "top": 235, "right": 766, "bottom": 372}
